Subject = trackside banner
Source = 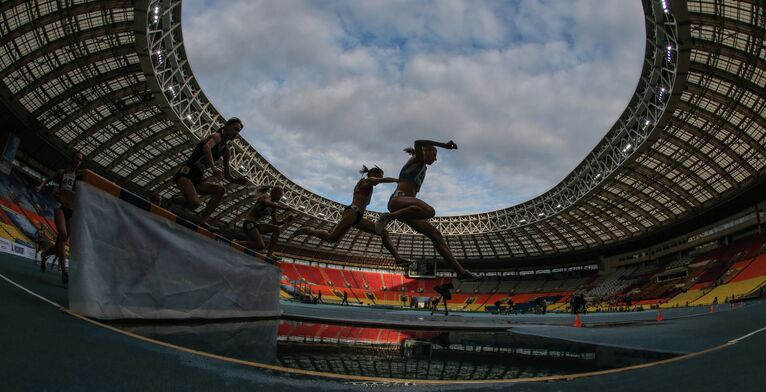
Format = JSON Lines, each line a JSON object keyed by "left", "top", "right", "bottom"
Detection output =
{"left": 0, "top": 237, "right": 36, "bottom": 260}
{"left": 68, "top": 182, "right": 281, "bottom": 320}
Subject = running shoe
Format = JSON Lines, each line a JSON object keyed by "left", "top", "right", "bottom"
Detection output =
{"left": 287, "top": 227, "right": 310, "bottom": 241}
{"left": 456, "top": 270, "right": 483, "bottom": 282}
{"left": 265, "top": 254, "right": 281, "bottom": 264}
{"left": 395, "top": 258, "right": 415, "bottom": 269}
{"left": 375, "top": 213, "right": 390, "bottom": 235}
{"left": 201, "top": 220, "right": 221, "bottom": 231}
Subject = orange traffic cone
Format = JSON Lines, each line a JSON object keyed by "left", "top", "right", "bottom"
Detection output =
{"left": 657, "top": 309, "right": 663, "bottom": 321}
{"left": 574, "top": 313, "right": 582, "bottom": 327}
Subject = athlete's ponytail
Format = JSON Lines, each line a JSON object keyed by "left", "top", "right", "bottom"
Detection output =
{"left": 403, "top": 147, "right": 416, "bottom": 155}
{"left": 360, "top": 165, "right": 384, "bottom": 177}
{"left": 255, "top": 185, "right": 272, "bottom": 195}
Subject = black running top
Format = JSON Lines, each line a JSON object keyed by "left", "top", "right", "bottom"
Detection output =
{"left": 353, "top": 180, "right": 373, "bottom": 208}
{"left": 185, "top": 131, "right": 228, "bottom": 171}
{"left": 248, "top": 195, "right": 274, "bottom": 221}
{"left": 398, "top": 160, "right": 427, "bottom": 191}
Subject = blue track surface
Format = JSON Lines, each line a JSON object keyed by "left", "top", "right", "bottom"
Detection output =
{"left": 2, "top": 253, "right": 765, "bottom": 391}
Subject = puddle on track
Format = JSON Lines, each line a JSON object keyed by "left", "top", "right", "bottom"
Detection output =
{"left": 114, "top": 319, "right": 679, "bottom": 381}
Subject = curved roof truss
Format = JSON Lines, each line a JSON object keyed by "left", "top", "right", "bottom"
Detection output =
{"left": 0, "top": 0, "right": 764, "bottom": 264}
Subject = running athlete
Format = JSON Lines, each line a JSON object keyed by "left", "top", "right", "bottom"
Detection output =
{"left": 375, "top": 140, "right": 481, "bottom": 281}
{"left": 34, "top": 222, "right": 53, "bottom": 267}
{"left": 289, "top": 165, "right": 414, "bottom": 268}
{"left": 171, "top": 117, "right": 248, "bottom": 229}
{"left": 237, "top": 186, "right": 294, "bottom": 260}
{"left": 35, "top": 150, "right": 84, "bottom": 284}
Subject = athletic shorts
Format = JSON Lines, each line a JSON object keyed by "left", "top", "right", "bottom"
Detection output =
{"left": 387, "top": 190, "right": 407, "bottom": 210}
{"left": 344, "top": 205, "right": 364, "bottom": 227}
{"left": 55, "top": 203, "right": 73, "bottom": 220}
{"left": 172, "top": 165, "right": 205, "bottom": 187}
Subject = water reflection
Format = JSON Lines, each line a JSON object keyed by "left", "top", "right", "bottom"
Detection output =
{"left": 115, "top": 320, "right": 678, "bottom": 380}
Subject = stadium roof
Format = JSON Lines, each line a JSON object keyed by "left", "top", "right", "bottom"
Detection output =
{"left": 1, "top": 0, "right": 764, "bottom": 266}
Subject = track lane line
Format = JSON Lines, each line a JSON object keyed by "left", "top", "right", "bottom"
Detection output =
{"left": 1, "top": 269, "right": 761, "bottom": 385}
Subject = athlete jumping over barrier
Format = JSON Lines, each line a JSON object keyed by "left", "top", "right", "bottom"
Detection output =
{"left": 288, "top": 165, "right": 414, "bottom": 268}
{"left": 35, "top": 150, "right": 84, "bottom": 284}
{"left": 375, "top": 140, "right": 481, "bottom": 282}
{"left": 171, "top": 117, "right": 248, "bottom": 229}
{"left": 237, "top": 186, "right": 294, "bottom": 261}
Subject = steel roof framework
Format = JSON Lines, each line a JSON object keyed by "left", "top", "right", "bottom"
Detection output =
{"left": 0, "top": 0, "right": 764, "bottom": 264}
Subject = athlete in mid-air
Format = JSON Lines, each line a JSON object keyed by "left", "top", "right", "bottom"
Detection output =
{"left": 289, "top": 165, "right": 414, "bottom": 268}
{"left": 35, "top": 150, "right": 84, "bottom": 284}
{"left": 237, "top": 186, "right": 294, "bottom": 261}
{"left": 171, "top": 117, "right": 248, "bottom": 229}
{"left": 376, "top": 140, "right": 481, "bottom": 281}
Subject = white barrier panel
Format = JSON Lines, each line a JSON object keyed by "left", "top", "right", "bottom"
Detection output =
{"left": 68, "top": 182, "right": 281, "bottom": 320}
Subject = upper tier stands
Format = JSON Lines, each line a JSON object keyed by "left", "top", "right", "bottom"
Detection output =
{"left": 0, "top": 169, "right": 59, "bottom": 251}
{"left": 281, "top": 229, "right": 766, "bottom": 312}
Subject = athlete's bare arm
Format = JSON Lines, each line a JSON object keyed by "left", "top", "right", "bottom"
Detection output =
{"left": 363, "top": 177, "right": 398, "bottom": 187}
{"left": 36, "top": 169, "right": 64, "bottom": 193}
{"left": 258, "top": 195, "right": 291, "bottom": 211}
{"left": 274, "top": 213, "right": 294, "bottom": 226}
{"left": 414, "top": 139, "right": 458, "bottom": 152}
{"left": 222, "top": 149, "right": 247, "bottom": 185}
{"left": 203, "top": 133, "right": 223, "bottom": 177}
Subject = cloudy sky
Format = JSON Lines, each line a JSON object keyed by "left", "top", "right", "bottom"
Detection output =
{"left": 182, "top": 0, "right": 644, "bottom": 215}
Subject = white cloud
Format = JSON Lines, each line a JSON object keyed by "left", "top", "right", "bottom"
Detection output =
{"left": 182, "top": 0, "right": 644, "bottom": 215}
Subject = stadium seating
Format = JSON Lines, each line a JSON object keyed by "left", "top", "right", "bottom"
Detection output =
{"left": 0, "top": 169, "right": 60, "bottom": 253}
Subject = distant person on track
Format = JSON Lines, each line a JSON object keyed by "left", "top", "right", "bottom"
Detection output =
{"left": 505, "top": 298, "right": 515, "bottom": 315}
{"left": 237, "top": 186, "right": 294, "bottom": 261}
{"left": 34, "top": 222, "right": 52, "bottom": 263}
{"left": 430, "top": 296, "right": 441, "bottom": 315}
{"left": 288, "top": 165, "right": 413, "bottom": 268}
{"left": 35, "top": 223, "right": 62, "bottom": 272}
{"left": 341, "top": 290, "right": 349, "bottom": 306}
{"left": 171, "top": 117, "right": 248, "bottom": 229}
{"left": 433, "top": 282, "right": 453, "bottom": 316}
{"left": 35, "top": 150, "right": 84, "bottom": 284}
{"left": 375, "top": 140, "right": 481, "bottom": 281}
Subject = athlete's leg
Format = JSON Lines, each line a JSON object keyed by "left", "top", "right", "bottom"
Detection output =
{"left": 53, "top": 209, "right": 68, "bottom": 282}
{"left": 196, "top": 182, "right": 225, "bottom": 223}
{"left": 401, "top": 218, "right": 479, "bottom": 281}
{"left": 387, "top": 196, "right": 436, "bottom": 221}
{"left": 41, "top": 244, "right": 55, "bottom": 258}
{"left": 376, "top": 196, "right": 436, "bottom": 234}
{"left": 356, "top": 218, "right": 413, "bottom": 267}
{"left": 173, "top": 177, "right": 202, "bottom": 210}
{"left": 238, "top": 227, "right": 267, "bottom": 252}
{"left": 40, "top": 244, "right": 55, "bottom": 272}
{"left": 292, "top": 211, "right": 356, "bottom": 243}
{"left": 257, "top": 223, "right": 283, "bottom": 257}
